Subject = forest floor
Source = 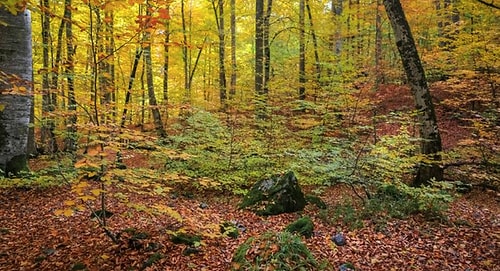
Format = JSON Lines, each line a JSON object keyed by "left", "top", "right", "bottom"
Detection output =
{"left": 0, "top": 183, "right": 498, "bottom": 270}
{"left": 1, "top": 81, "right": 499, "bottom": 271}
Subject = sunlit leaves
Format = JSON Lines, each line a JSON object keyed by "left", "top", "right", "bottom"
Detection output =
{"left": 54, "top": 208, "right": 74, "bottom": 217}
{"left": 152, "top": 204, "right": 182, "bottom": 222}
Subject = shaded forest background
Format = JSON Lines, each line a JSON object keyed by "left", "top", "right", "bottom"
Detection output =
{"left": 15, "top": 0, "right": 497, "bottom": 188}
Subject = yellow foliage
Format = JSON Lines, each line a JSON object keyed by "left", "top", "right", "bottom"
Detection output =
{"left": 54, "top": 208, "right": 74, "bottom": 217}
{"left": 152, "top": 204, "right": 183, "bottom": 222}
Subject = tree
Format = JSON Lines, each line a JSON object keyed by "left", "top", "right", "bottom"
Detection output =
{"left": 40, "top": 0, "right": 58, "bottom": 153}
{"left": 305, "top": 0, "right": 321, "bottom": 89}
{"left": 255, "top": 0, "right": 273, "bottom": 118}
{"left": 0, "top": 7, "right": 33, "bottom": 176}
{"left": 64, "top": 0, "right": 77, "bottom": 152}
{"left": 298, "top": 0, "right": 306, "bottom": 100}
{"left": 212, "top": 0, "right": 227, "bottom": 110}
{"left": 144, "top": 0, "right": 166, "bottom": 137}
{"left": 383, "top": 0, "right": 444, "bottom": 186}
{"left": 229, "top": 0, "right": 237, "bottom": 99}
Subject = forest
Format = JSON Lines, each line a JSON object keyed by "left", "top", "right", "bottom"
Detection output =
{"left": 0, "top": 0, "right": 498, "bottom": 270}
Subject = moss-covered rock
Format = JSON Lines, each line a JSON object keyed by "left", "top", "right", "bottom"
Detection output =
{"left": 231, "top": 231, "right": 318, "bottom": 271}
{"left": 285, "top": 216, "right": 314, "bottom": 238}
{"left": 5, "top": 154, "right": 28, "bottom": 177}
{"left": 239, "top": 171, "right": 306, "bottom": 216}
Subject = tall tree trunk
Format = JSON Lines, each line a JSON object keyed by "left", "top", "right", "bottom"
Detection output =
{"left": 0, "top": 7, "right": 32, "bottom": 176}
{"left": 229, "top": 0, "right": 237, "bottom": 99}
{"left": 298, "top": 0, "right": 306, "bottom": 100}
{"left": 120, "top": 47, "right": 142, "bottom": 127}
{"left": 263, "top": 0, "right": 272, "bottom": 95}
{"left": 255, "top": 0, "right": 265, "bottom": 118}
{"left": 104, "top": 10, "right": 115, "bottom": 121}
{"left": 374, "top": 0, "right": 384, "bottom": 90}
{"left": 40, "top": 0, "right": 58, "bottom": 153}
{"left": 330, "top": 0, "right": 343, "bottom": 80}
{"left": 163, "top": 6, "right": 170, "bottom": 120}
{"left": 434, "top": 0, "right": 445, "bottom": 47}
{"left": 52, "top": 14, "right": 65, "bottom": 109}
{"left": 181, "top": 0, "right": 191, "bottom": 101}
{"left": 383, "top": 0, "right": 443, "bottom": 186}
{"left": 144, "top": 1, "right": 166, "bottom": 138}
{"left": 255, "top": 0, "right": 273, "bottom": 118}
{"left": 305, "top": 0, "right": 321, "bottom": 89}
{"left": 212, "top": 0, "right": 227, "bottom": 110}
{"left": 64, "top": 0, "right": 77, "bottom": 152}
{"left": 255, "top": 0, "right": 264, "bottom": 96}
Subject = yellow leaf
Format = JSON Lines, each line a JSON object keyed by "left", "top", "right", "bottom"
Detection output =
{"left": 153, "top": 204, "right": 183, "bottom": 222}
{"left": 75, "top": 181, "right": 89, "bottom": 188}
{"left": 0, "top": 103, "right": 5, "bottom": 111}
{"left": 74, "top": 159, "right": 88, "bottom": 168}
{"left": 64, "top": 200, "right": 76, "bottom": 206}
{"left": 91, "top": 189, "right": 105, "bottom": 196}
{"left": 101, "top": 254, "right": 110, "bottom": 260}
{"left": 54, "top": 209, "right": 74, "bottom": 217}
{"left": 63, "top": 209, "right": 74, "bottom": 216}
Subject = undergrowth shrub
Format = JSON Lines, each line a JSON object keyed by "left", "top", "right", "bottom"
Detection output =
{"left": 161, "top": 109, "right": 285, "bottom": 193}
{"left": 231, "top": 231, "right": 321, "bottom": 271}
{"left": 0, "top": 155, "right": 76, "bottom": 188}
{"left": 319, "top": 126, "right": 454, "bottom": 228}
{"left": 324, "top": 182, "right": 453, "bottom": 230}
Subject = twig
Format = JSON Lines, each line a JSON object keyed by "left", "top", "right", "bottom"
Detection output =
{"left": 56, "top": 162, "right": 119, "bottom": 244}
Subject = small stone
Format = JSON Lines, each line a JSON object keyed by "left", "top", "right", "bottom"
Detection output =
{"left": 339, "top": 263, "right": 355, "bottom": 271}
{"left": 236, "top": 223, "right": 246, "bottom": 232}
{"left": 332, "top": 233, "right": 346, "bottom": 246}
{"left": 199, "top": 202, "right": 209, "bottom": 209}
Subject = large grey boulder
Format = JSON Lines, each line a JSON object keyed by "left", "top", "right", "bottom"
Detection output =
{"left": 239, "top": 171, "right": 306, "bottom": 216}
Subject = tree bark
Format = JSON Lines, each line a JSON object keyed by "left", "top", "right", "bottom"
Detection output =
{"left": 0, "top": 7, "right": 32, "bottom": 176}
{"left": 212, "top": 0, "right": 227, "bottom": 110}
{"left": 255, "top": 0, "right": 264, "bottom": 96}
{"left": 64, "top": 0, "right": 77, "bottom": 152}
{"left": 163, "top": 6, "right": 170, "bottom": 120}
{"left": 305, "top": 0, "right": 321, "bottom": 89}
{"left": 40, "top": 0, "right": 58, "bottom": 153}
{"left": 181, "top": 0, "right": 191, "bottom": 101}
{"left": 298, "top": 0, "right": 306, "bottom": 100}
{"left": 374, "top": 0, "right": 384, "bottom": 89}
{"left": 255, "top": 0, "right": 265, "bottom": 118}
{"left": 229, "top": 0, "right": 237, "bottom": 99}
{"left": 255, "top": 0, "right": 272, "bottom": 118}
{"left": 144, "top": 1, "right": 166, "bottom": 138}
{"left": 383, "top": 0, "right": 443, "bottom": 186}
{"left": 120, "top": 47, "right": 142, "bottom": 127}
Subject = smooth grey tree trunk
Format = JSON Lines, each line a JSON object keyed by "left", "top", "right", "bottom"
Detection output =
{"left": 383, "top": 0, "right": 444, "bottom": 186}
{"left": 0, "top": 8, "right": 32, "bottom": 176}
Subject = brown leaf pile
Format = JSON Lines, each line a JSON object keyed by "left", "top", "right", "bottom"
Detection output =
{"left": 0, "top": 184, "right": 498, "bottom": 271}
